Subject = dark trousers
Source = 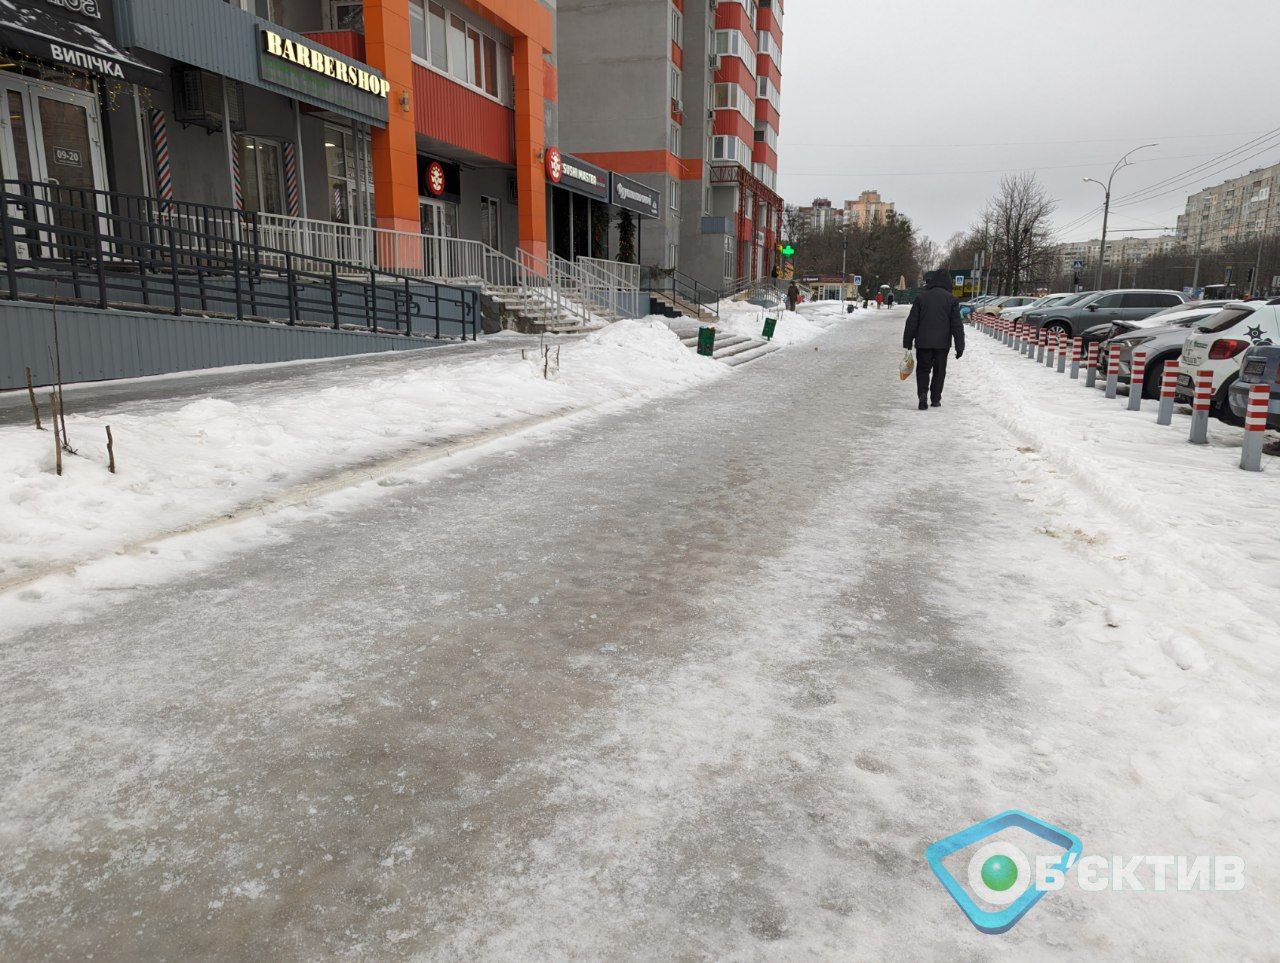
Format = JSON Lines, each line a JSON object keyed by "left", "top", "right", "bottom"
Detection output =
{"left": 916, "top": 348, "right": 949, "bottom": 403}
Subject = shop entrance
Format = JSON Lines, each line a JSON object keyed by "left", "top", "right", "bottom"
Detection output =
{"left": 0, "top": 75, "right": 108, "bottom": 257}
{"left": 420, "top": 196, "right": 462, "bottom": 277}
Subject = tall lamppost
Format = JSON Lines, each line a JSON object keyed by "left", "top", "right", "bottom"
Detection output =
{"left": 1084, "top": 144, "right": 1157, "bottom": 290}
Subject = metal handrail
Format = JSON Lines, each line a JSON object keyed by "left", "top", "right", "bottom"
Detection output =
{"left": 642, "top": 265, "right": 721, "bottom": 320}
{"left": 0, "top": 179, "right": 479, "bottom": 339}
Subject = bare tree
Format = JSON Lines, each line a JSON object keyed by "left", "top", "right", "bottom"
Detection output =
{"left": 983, "top": 173, "right": 1058, "bottom": 294}
{"left": 914, "top": 234, "right": 942, "bottom": 273}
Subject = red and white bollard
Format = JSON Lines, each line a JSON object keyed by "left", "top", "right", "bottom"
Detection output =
{"left": 1240, "top": 384, "right": 1270, "bottom": 471}
{"left": 1012, "top": 323, "right": 1023, "bottom": 352}
{"left": 1056, "top": 332, "right": 1068, "bottom": 373}
{"left": 1035, "top": 328, "right": 1047, "bottom": 363}
{"left": 1156, "top": 359, "right": 1178, "bottom": 425}
{"left": 1189, "top": 369, "right": 1214, "bottom": 444}
{"left": 1085, "top": 342, "right": 1100, "bottom": 387}
{"left": 1070, "top": 337, "right": 1084, "bottom": 379}
{"left": 1105, "top": 347, "right": 1120, "bottom": 399}
{"left": 1127, "top": 348, "right": 1148, "bottom": 410}
{"left": 1045, "top": 330, "right": 1056, "bottom": 368}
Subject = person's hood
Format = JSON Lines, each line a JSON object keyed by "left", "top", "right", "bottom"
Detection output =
{"left": 924, "top": 270, "right": 951, "bottom": 290}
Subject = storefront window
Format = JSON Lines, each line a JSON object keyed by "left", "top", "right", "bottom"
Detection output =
{"left": 325, "top": 126, "right": 356, "bottom": 224}
{"left": 5, "top": 91, "right": 33, "bottom": 182}
{"left": 480, "top": 196, "right": 500, "bottom": 249}
{"left": 237, "top": 135, "right": 285, "bottom": 215}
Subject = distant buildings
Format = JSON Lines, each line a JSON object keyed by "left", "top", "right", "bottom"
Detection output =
{"left": 798, "top": 191, "right": 895, "bottom": 232}
{"left": 1175, "top": 161, "right": 1280, "bottom": 250}
{"left": 1052, "top": 236, "right": 1181, "bottom": 273}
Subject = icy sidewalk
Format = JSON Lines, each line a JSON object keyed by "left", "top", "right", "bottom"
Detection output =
{"left": 0, "top": 319, "right": 724, "bottom": 585}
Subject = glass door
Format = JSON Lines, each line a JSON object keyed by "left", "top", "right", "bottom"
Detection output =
{"left": 0, "top": 77, "right": 107, "bottom": 261}
{"left": 420, "top": 197, "right": 459, "bottom": 278}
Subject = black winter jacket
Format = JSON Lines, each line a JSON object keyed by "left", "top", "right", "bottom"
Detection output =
{"left": 903, "top": 283, "right": 965, "bottom": 354}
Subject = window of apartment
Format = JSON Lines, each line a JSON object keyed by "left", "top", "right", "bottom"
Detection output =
{"left": 236, "top": 134, "right": 285, "bottom": 215}
{"left": 328, "top": 0, "right": 364, "bottom": 31}
{"left": 671, "top": 5, "right": 683, "bottom": 45}
{"left": 232, "top": 0, "right": 280, "bottom": 21}
{"left": 480, "top": 195, "right": 501, "bottom": 248}
{"left": 712, "top": 82, "right": 753, "bottom": 123}
{"left": 671, "top": 66, "right": 682, "bottom": 105}
{"left": 754, "top": 122, "right": 777, "bottom": 150}
{"left": 427, "top": 2, "right": 448, "bottom": 71}
{"left": 667, "top": 241, "right": 679, "bottom": 269}
{"left": 757, "top": 30, "right": 775, "bottom": 56}
{"left": 711, "top": 135, "right": 751, "bottom": 163}
{"left": 670, "top": 122, "right": 681, "bottom": 155}
{"left": 714, "top": 30, "right": 750, "bottom": 59}
{"left": 447, "top": 15, "right": 468, "bottom": 82}
{"left": 412, "top": 1, "right": 510, "bottom": 104}
{"left": 669, "top": 179, "right": 679, "bottom": 210}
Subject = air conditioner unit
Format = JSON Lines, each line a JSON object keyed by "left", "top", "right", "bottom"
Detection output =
{"left": 709, "top": 54, "right": 721, "bottom": 71}
{"left": 707, "top": 108, "right": 716, "bottom": 122}
{"left": 173, "top": 67, "right": 245, "bottom": 134}
{"left": 673, "top": 98, "right": 684, "bottom": 114}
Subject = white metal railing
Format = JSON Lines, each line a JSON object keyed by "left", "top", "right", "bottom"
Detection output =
{"left": 255, "top": 212, "right": 640, "bottom": 326}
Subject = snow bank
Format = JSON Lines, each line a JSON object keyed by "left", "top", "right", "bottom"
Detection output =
{"left": 0, "top": 319, "right": 722, "bottom": 582}
{"left": 711, "top": 297, "right": 873, "bottom": 347}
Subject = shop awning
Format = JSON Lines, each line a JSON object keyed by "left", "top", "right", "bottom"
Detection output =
{"left": 0, "top": 0, "right": 162, "bottom": 87}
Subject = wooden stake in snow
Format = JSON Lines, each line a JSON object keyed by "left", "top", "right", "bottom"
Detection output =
{"left": 50, "top": 394, "right": 62, "bottom": 477}
{"left": 25, "top": 366, "right": 43, "bottom": 431}
{"left": 106, "top": 425, "right": 116, "bottom": 474}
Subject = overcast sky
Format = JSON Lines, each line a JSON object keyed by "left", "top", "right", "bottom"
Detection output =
{"left": 777, "top": 0, "right": 1280, "bottom": 247}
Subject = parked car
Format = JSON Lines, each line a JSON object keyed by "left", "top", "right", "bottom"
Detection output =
{"left": 1026, "top": 289, "right": 1188, "bottom": 337}
{"left": 960, "top": 295, "right": 998, "bottom": 321}
{"left": 1097, "top": 305, "right": 1227, "bottom": 398}
{"left": 1002, "top": 292, "right": 1082, "bottom": 323}
{"left": 988, "top": 295, "right": 1040, "bottom": 317}
{"left": 1228, "top": 344, "right": 1280, "bottom": 430}
{"left": 1176, "top": 301, "right": 1280, "bottom": 424}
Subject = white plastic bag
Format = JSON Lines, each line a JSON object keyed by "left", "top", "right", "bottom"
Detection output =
{"left": 899, "top": 351, "right": 915, "bottom": 381}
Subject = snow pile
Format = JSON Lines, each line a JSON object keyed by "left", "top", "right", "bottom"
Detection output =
{"left": 0, "top": 318, "right": 722, "bottom": 581}
{"left": 711, "top": 298, "right": 869, "bottom": 347}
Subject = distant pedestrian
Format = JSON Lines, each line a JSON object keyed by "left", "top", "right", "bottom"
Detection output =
{"left": 875, "top": 292, "right": 885, "bottom": 309}
{"left": 903, "top": 270, "right": 965, "bottom": 410}
{"left": 786, "top": 281, "right": 799, "bottom": 312}
{"left": 886, "top": 292, "right": 896, "bottom": 308}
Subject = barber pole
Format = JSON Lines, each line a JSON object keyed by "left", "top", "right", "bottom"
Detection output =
{"left": 149, "top": 109, "right": 173, "bottom": 213}
{"left": 1105, "top": 347, "right": 1120, "bottom": 398}
{"left": 1240, "top": 384, "right": 1270, "bottom": 471}
{"left": 1056, "top": 332, "right": 1068, "bottom": 373}
{"left": 283, "top": 141, "right": 301, "bottom": 217}
{"left": 1085, "top": 342, "right": 1100, "bottom": 387}
{"left": 1127, "top": 348, "right": 1148, "bottom": 410}
{"left": 1156, "top": 359, "right": 1178, "bottom": 425}
{"left": 1070, "top": 337, "right": 1084, "bottom": 379}
{"left": 1189, "top": 369, "right": 1213, "bottom": 444}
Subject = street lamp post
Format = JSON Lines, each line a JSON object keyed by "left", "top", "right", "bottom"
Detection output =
{"left": 1084, "top": 144, "right": 1157, "bottom": 291}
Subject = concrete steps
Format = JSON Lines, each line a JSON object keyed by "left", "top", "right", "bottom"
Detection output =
{"left": 673, "top": 326, "right": 781, "bottom": 367}
{"left": 721, "top": 341, "right": 783, "bottom": 367}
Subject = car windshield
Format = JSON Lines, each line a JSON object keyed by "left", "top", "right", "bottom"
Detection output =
{"left": 1056, "top": 293, "right": 1090, "bottom": 306}
{"left": 1196, "top": 306, "right": 1254, "bottom": 333}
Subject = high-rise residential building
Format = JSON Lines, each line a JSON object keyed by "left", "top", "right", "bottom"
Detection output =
{"left": 556, "top": 0, "right": 785, "bottom": 290}
{"left": 1175, "top": 162, "right": 1280, "bottom": 251}
{"left": 843, "top": 190, "right": 894, "bottom": 227}
{"left": 798, "top": 198, "right": 836, "bottom": 231}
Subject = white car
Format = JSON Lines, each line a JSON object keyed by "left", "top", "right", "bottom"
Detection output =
{"left": 1176, "top": 300, "right": 1280, "bottom": 423}
{"left": 1002, "top": 292, "right": 1082, "bottom": 323}
{"left": 987, "top": 296, "right": 1039, "bottom": 317}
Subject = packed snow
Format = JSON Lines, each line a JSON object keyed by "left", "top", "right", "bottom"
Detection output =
{"left": 0, "top": 319, "right": 723, "bottom": 585}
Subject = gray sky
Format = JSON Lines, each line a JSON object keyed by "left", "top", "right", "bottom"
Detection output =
{"left": 777, "top": 0, "right": 1280, "bottom": 247}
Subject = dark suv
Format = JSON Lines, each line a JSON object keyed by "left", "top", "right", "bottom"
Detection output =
{"left": 1026, "top": 289, "right": 1187, "bottom": 338}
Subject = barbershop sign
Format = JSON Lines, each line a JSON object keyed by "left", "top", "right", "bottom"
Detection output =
{"left": 260, "top": 27, "right": 389, "bottom": 99}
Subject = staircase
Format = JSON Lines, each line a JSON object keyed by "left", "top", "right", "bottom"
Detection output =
{"left": 643, "top": 267, "right": 722, "bottom": 322}
{"left": 257, "top": 214, "right": 640, "bottom": 334}
{"left": 664, "top": 317, "right": 783, "bottom": 367}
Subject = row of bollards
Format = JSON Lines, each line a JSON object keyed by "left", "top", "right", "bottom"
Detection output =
{"left": 976, "top": 313, "right": 1270, "bottom": 473}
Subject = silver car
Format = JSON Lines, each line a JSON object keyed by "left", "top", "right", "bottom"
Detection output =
{"left": 1099, "top": 305, "right": 1225, "bottom": 398}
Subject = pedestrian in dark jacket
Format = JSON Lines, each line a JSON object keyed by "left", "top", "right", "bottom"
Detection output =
{"left": 886, "top": 292, "right": 895, "bottom": 308}
{"left": 786, "top": 281, "right": 799, "bottom": 312}
{"left": 903, "top": 270, "right": 965, "bottom": 410}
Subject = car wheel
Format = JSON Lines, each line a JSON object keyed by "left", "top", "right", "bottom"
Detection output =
{"left": 1143, "top": 354, "right": 1174, "bottom": 399}
{"left": 1212, "top": 375, "right": 1244, "bottom": 426}
{"left": 1045, "top": 321, "right": 1071, "bottom": 337}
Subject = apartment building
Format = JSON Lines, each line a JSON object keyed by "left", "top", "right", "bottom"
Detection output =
{"left": 1175, "top": 162, "right": 1280, "bottom": 251}
{"left": 556, "top": 0, "right": 785, "bottom": 290}
{"left": 1051, "top": 235, "right": 1180, "bottom": 274}
{"left": 843, "top": 189, "right": 893, "bottom": 228}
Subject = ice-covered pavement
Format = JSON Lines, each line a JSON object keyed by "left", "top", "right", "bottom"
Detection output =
{"left": 1, "top": 307, "right": 1276, "bottom": 957}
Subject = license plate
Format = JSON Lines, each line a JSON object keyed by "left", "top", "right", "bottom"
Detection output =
{"left": 1177, "top": 373, "right": 1193, "bottom": 388}
{"left": 1245, "top": 359, "right": 1267, "bottom": 377}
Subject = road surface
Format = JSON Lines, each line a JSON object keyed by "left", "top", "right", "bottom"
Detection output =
{"left": 1, "top": 309, "right": 1269, "bottom": 958}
